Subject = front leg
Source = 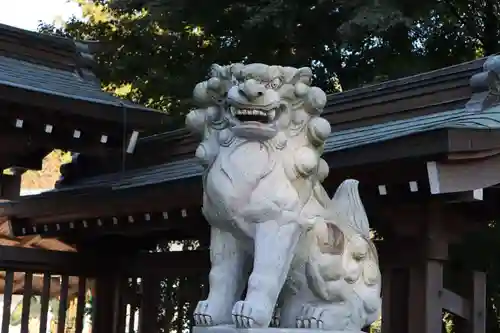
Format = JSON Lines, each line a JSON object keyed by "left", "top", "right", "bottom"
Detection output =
{"left": 194, "top": 227, "right": 247, "bottom": 326}
{"left": 232, "top": 219, "right": 302, "bottom": 328}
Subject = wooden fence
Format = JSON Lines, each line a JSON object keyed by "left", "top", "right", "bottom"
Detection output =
{"left": 0, "top": 246, "right": 210, "bottom": 333}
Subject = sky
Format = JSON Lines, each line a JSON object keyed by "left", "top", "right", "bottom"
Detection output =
{"left": 0, "top": 0, "right": 82, "bottom": 31}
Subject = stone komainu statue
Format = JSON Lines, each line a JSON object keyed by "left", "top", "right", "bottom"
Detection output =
{"left": 186, "top": 63, "right": 381, "bottom": 332}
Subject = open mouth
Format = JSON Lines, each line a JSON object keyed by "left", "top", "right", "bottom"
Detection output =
{"left": 230, "top": 107, "right": 276, "bottom": 124}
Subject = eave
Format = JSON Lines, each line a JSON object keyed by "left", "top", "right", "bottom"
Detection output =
{"left": 5, "top": 55, "right": 500, "bottom": 236}
{"left": 0, "top": 81, "right": 169, "bottom": 131}
{"left": 4, "top": 126, "right": 500, "bottom": 237}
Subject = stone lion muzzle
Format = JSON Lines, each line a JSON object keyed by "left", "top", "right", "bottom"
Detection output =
{"left": 226, "top": 76, "right": 282, "bottom": 139}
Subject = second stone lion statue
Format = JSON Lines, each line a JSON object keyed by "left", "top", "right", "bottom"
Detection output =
{"left": 186, "top": 63, "right": 381, "bottom": 331}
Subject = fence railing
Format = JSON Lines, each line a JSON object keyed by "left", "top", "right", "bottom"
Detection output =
{"left": 0, "top": 246, "right": 209, "bottom": 333}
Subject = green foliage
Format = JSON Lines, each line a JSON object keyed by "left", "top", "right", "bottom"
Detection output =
{"left": 369, "top": 318, "right": 381, "bottom": 333}
{"left": 10, "top": 296, "right": 41, "bottom": 326}
{"left": 10, "top": 299, "right": 23, "bottom": 326}
{"left": 38, "top": 0, "right": 500, "bottom": 120}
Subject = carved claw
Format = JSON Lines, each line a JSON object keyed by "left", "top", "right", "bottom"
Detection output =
{"left": 194, "top": 300, "right": 214, "bottom": 326}
{"left": 232, "top": 300, "right": 270, "bottom": 328}
{"left": 297, "top": 303, "right": 350, "bottom": 330}
{"left": 297, "top": 304, "right": 325, "bottom": 329}
{"left": 232, "top": 301, "right": 254, "bottom": 328}
{"left": 194, "top": 300, "right": 232, "bottom": 327}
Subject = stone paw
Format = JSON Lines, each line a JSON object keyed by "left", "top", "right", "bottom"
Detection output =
{"left": 296, "top": 304, "right": 350, "bottom": 330}
{"left": 194, "top": 300, "right": 231, "bottom": 326}
{"left": 296, "top": 304, "right": 325, "bottom": 329}
{"left": 232, "top": 300, "right": 270, "bottom": 328}
{"left": 194, "top": 300, "right": 215, "bottom": 326}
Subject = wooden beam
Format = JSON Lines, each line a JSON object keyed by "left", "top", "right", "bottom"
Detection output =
{"left": 0, "top": 84, "right": 170, "bottom": 131}
{"left": 9, "top": 207, "right": 207, "bottom": 238}
{"left": 410, "top": 261, "right": 444, "bottom": 333}
{"left": 381, "top": 266, "right": 409, "bottom": 333}
{"left": 35, "top": 239, "right": 76, "bottom": 252}
{"left": 427, "top": 153, "right": 500, "bottom": 194}
{"left": 0, "top": 245, "right": 208, "bottom": 277}
{"left": 2, "top": 178, "right": 202, "bottom": 220}
{"left": 18, "top": 235, "right": 41, "bottom": 247}
{"left": 325, "top": 130, "right": 450, "bottom": 169}
{"left": 0, "top": 100, "right": 148, "bottom": 158}
{"left": 441, "top": 288, "right": 470, "bottom": 320}
{"left": 472, "top": 272, "right": 486, "bottom": 333}
{"left": 445, "top": 189, "right": 483, "bottom": 203}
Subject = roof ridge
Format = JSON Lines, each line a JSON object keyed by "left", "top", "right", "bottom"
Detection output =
{"left": 0, "top": 23, "right": 98, "bottom": 75}
{"left": 325, "top": 56, "right": 486, "bottom": 110}
{"left": 138, "top": 128, "right": 191, "bottom": 144}
{"left": 0, "top": 23, "right": 75, "bottom": 46}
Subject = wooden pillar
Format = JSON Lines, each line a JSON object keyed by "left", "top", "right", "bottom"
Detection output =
{"left": 407, "top": 203, "right": 448, "bottom": 333}
{"left": 138, "top": 274, "right": 161, "bottom": 333}
{"left": 472, "top": 272, "right": 486, "bottom": 333}
{"left": 113, "top": 274, "right": 128, "bottom": 333}
{"left": 408, "top": 203, "right": 447, "bottom": 333}
{"left": 376, "top": 196, "right": 488, "bottom": 333}
{"left": 405, "top": 202, "right": 488, "bottom": 333}
{"left": 93, "top": 275, "right": 112, "bottom": 333}
{"left": 452, "top": 270, "right": 487, "bottom": 333}
{"left": 379, "top": 202, "right": 450, "bottom": 333}
{"left": 381, "top": 265, "right": 410, "bottom": 333}
{"left": 93, "top": 275, "right": 116, "bottom": 333}
{"left": 0, "top": 173, "right": 21, "bottom": 199}
{"left": 93, "top": 273, "right": 129, "bottom": 333}
{"left": 408, "top": 260, "right": 444, "bottom": 333}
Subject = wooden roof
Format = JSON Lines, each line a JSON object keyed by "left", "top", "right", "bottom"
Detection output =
{"left": 0, "top": 24, "right": 171, "bottom": 171}
{"left": 108, "top": 56, "right": 487, "bottom": 169}
{"left": 0, "top": 23, "right": 168, "bottom": 127}
{"left": 45, "top": 55, "right": 486, "bottom": 179}
{"left": 0, "top": 219, "right": 78, "bottom": 295}
{"left": 4, "top": 55, "right": 500, "bottom": 238}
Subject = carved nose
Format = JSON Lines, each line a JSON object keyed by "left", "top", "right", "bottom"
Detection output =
{"left": 238, "top": 80, "right": 265, "bottom": 101}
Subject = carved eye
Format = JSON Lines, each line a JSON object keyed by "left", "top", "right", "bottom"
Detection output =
{"left": 266, "top": 77, "right": 283, "bottom": 89}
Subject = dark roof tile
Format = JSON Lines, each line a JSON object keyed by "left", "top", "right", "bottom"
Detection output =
{"left": 325, "top": 107, "right": 500, "bottom": 152}
{"left": 0, "top": 55, "right": 152, "bottom": 110}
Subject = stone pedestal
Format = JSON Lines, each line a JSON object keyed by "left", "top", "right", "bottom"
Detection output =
{"left": 193, "top": 326, "right": 362, "bottom": 333}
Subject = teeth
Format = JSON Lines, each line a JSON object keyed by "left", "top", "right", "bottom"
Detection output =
{"left": 232, "top": 109, "right": 267, "bottom": 117}
{"left": 268, "top": 110, "right": 276, "bottom": 120}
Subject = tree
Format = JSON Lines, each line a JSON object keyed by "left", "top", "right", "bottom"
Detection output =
{"left": 33, "top": 0, "right": 447, "bottom": 117}
{"left": 40, "top": 0, "right": 498, "bottom": 120}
